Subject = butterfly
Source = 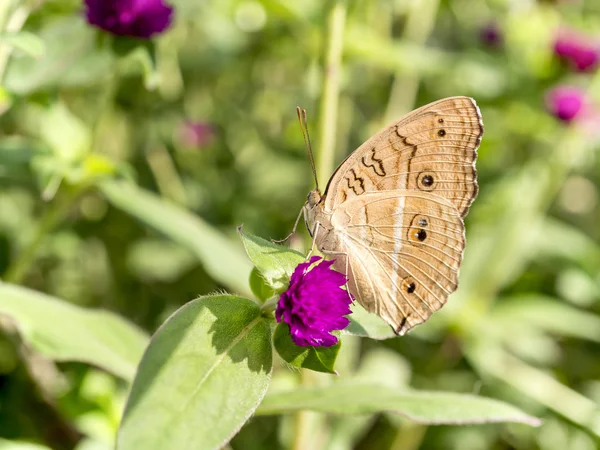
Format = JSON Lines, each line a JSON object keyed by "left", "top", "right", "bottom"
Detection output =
{"left": 302, "top": 97, "right": 483, "bottom": 335}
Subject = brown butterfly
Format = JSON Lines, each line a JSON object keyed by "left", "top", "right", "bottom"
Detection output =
{"left": 302, "top": 97, "right": 483, "bottom": 335}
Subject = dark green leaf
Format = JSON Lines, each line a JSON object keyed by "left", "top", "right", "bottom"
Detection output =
{"left": 117, "top": 295, "right": 272, "bottom": 450}
{"left": 249, "top": 267, "right": 275, "bottom": 303}
{"left": 273, "top": 322, "right": 340, "bottom": 374}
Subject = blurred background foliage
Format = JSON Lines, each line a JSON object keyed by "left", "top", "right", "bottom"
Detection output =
{"left": 1, "top": 0, "right": 600, "bottom": 449}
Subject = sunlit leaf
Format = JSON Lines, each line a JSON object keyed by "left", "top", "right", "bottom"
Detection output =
{"left": 238, "top": 228, "right": 304, "bottom": 292}
{"left": 257, "top": 383, "right": 541, "bottom": 426}
{"left": 117, "top": 295, "right": 272, "bottom": 450}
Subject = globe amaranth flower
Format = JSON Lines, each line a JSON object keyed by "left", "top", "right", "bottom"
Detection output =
{"left": 177, "top": 121, "right": 215, "bottom": 149}
{"left": 479, "top": 21, "right": 503, "bottom": 48}
{"left": 276, "top": 256, "right": 353, "bottom": 347}
{"left": 554, "top": 28, "right": 600, "bottom": 72}
{"left": 85, "top": 0, "right": 174, "bottom": 39}
{"left": 546, "top": 85, "right": 586, "bottom": 122}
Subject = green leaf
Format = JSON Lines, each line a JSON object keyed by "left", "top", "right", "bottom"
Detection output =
{"left": 100, "top": 180, "right": 253, "bottom": 297}
{"left": 249, "top": 267, "right": 274, "bottom": 302}
{"left": 0, "top": 283, "right": 149, "bottom": 381}
{"left": 273, "top": 322, "right": 340, "bottom": 374}
{"left": 5, "top": 17, "right": 113, "bottom": 94}
{"left": 0, "top": 31, "right": 45, "bottom": 58}
{"left": 117, "top": 295, "right": 272, "bottom": 450}
{"left": 0, "top": 438, "right": 51, "bottom": 450}
{"left": 492, "top": 295, "right": 600, "bottom": 343}
{"left": 345, "top": 302, "right": 395, "bottom": 340}
{"left": 256, "top": 383, "right": 541, "bottom": 426}
{"left": 238, "top": 227, "right": 304, "bottom": 292}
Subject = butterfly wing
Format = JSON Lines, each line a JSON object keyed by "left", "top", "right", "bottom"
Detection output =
{"left": 318, "top": 190, "right": 465, "bottom": 334}
{"left": 322, "top": 96, "right": 483, "bottom": 218}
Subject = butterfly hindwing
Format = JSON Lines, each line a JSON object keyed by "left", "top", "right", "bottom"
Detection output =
{"left": 318, "top": 191, "right": 465, "bottom": 333}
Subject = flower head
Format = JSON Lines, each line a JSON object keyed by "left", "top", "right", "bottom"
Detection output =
{"left": 177, "top": 121, "right": 215, "bottom": 149}
{"left": 480, "top": 22, "right": 503, "bottom": 48}
{"left": 553, "top": 28, "right": 600, "bottom": 72}
{"left": 84, "top": 0, "right": 174, "bottom": 39}
{"left": 546, "top": 85, "right": 586, "bottom": 122}
{"left": 276, "top": 256, "right": 352, "bottom": 347}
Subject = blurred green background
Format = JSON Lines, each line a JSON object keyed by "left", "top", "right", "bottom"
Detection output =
{"left": 1, "top": 0, "right": 600, "bottom": 449}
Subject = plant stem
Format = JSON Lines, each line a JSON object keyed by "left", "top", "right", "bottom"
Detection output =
{"left": 4, "top": 190, "right": 80, "bottom": 284}
{"left": 316, "top": 0, "right": 347, "bottom": 190}
{"left": 384, "top": 0, "right": 440, "bottom": 123}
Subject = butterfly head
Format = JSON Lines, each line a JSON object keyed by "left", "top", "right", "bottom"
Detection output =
{"left": 306, "top": 189, "right": 322, "bottom": 208}
{"left": 303, "top": 189, "right": 323, "bottom": 237}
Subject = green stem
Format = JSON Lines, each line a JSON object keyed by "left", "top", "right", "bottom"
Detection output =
{"left": 384, "top": 0, "right": 440, "bottom": 123}
{"left": 4, "top": 190, "right": 81, "bottom": 284}
{"left": 291, "top": 370, "right": 322, "bottom": 450}
{"left": 316, "top": 0, "right": 347, "bottom": 190}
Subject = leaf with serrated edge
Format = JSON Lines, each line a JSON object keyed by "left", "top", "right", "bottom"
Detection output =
{"left": 238, "top": 227, "right": 304, "bottom": 292}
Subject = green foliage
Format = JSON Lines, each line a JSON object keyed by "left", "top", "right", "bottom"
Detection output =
{"left": 0, "top": 283, "right": 148, "bottom": 381}
{"left": 117, "top": 295, "right": 272, "bottom": 450}
{"left": 1, "top": 0, "right": 599, "bottom": 449}
{"left": 273, "top": 322, "right": 341, "bottom": 374}
{"left": 257, "top": 383, "right": 542, "bottom": 426}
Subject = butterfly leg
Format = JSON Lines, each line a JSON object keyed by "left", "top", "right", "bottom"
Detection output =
{"left": 305, "top": 221, "right": 321, "bottom": 260}
{"left": 320, "top": 249, "right": 353, "bottom": 304}
{"left": 272, "top": 206, "right": 305, "bottom": 244}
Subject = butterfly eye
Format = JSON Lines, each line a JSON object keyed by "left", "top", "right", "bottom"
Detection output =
{"left": 438, "top": 129, "right": 446, "bottom": 137}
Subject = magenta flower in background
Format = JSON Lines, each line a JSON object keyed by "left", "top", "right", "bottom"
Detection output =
{"left": 480, "top": 21, "right": 503, "bottom": 48}
{"left": 554, "top": 28, "right": 600, "bottom": 72}
{"left": 276, "top": 256, "right": 352, "bottom": 347}
{"left": 177, "top": 121, "right": 215, "bottom": 148}
{"left": 546, "top": 85, "right": 586, "bottom": 122}
{"left": 84, "top": 0, "right": 174, "bottom": 39}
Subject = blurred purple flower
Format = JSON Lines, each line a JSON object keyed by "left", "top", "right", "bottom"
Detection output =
{"left": 554, "top": 28, "right": 600, "bottom": 72}
{"left": 276, "top": 256, "right": 352, "bottom": 347}
{"left": 546, "top": 85, "right": 586, "bottom": 122}
{"left": 178, "top": 121, "right": 215, "bottom": 148}
{"left": 480, "top": 22, "right": 503, "bottom": 48}
{"left": 84, "top": 0, "right": 174, "bottom": 39}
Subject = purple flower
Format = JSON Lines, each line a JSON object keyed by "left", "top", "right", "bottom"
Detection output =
{"left": 480, "top": 22, "right": 502, "bottom": 48}
{"left": 554, "top": 28, "right": 600, "bottom": 72}
{"left": 276, "top": 256, "right": 352, "bottom": 347}
{"left": 546, "top": 85, "right": 586, "bottom": 122}
{"left": 177, "top": 121, "right": 215, "bottom": 148}
{"left": 84, "top": 0, "right": 174, "bottom": 39}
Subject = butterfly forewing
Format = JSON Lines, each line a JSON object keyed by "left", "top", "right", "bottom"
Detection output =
{"left": 322, "top": 97, "right": 482, "bottom": 218}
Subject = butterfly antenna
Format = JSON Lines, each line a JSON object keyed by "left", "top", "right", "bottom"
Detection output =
{"left": 297, "top": 106, "right": 319, "bottom": 191}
